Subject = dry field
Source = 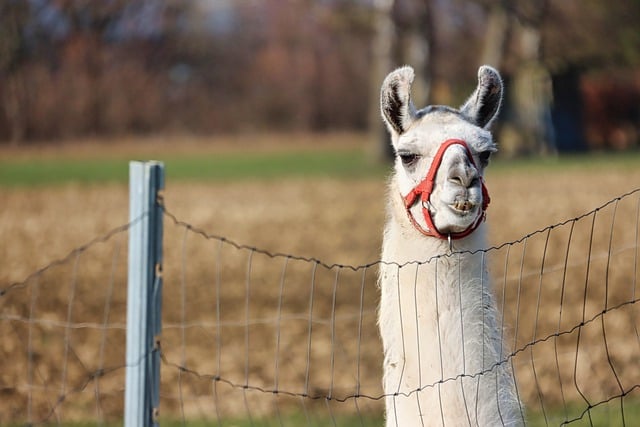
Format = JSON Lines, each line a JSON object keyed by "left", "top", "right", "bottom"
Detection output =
{"left": 1, "top": 139, "right": 640, "bottom": 425}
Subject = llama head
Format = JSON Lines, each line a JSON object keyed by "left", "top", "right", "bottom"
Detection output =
{"left": 380, "top": 65, "right": 503, "bottom": 238}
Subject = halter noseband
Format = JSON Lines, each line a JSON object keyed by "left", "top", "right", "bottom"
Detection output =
{"left": 402, "top": 139, "right": 490, "bottom": 240}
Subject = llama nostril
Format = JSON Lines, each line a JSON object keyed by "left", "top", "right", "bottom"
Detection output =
{"left": 448, "top": 175, "right": 465, "bottom": 186}
{"left": 448, "top": 173, "right": 477, "bottom": 188}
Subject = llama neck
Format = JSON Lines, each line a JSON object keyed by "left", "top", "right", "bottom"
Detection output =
{"left": 379, "top": 182, "right": 513, "bottom": 426}
{"left": 380, "top": 182, "right": 496, "bottom": 371}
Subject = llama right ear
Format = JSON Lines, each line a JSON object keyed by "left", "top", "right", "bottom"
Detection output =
{"left": 460, "top": 65, "right": 503, "bottom": 129}
{"left": 380, "top": 66, "right": 418, "bottom": 137}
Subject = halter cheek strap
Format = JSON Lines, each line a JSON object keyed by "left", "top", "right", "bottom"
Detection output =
{"left": 402, "top": 139, "right": 490, "bottom": 240}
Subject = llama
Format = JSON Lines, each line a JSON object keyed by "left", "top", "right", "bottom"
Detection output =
{"left": 377, "top": 65, "right": 524, "bottom": 426}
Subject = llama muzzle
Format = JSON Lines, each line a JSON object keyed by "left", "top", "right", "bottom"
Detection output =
{"left": 403, "top": 138, "right": 489, "bottom": 240}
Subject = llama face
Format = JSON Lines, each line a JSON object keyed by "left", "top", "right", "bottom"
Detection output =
{"left": 381, "top": 65, "right": 503, "bottom": 238}
{"left": 396, "top": 112, "right": 496, "bottom": 234}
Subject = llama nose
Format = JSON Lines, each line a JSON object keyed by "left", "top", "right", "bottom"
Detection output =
{"left": 448, "top": 165, "right": 478, "bottom": 188}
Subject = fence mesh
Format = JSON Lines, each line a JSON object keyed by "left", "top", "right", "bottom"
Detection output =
{"left": 1, "top": 188, "right": 639, "bottom": 425}
{"left": 0, "top": 223, "right": 130, "bottom": 424}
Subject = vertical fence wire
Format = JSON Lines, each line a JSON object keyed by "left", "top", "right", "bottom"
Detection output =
{"left": 95, "top": 237, "right": 121, "bottom": 424}
{"left": 26, "top": 275, "right": 39, "bottom": 424}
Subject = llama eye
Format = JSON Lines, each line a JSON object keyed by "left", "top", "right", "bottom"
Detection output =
{"left": 398, "top": 152, "right": 420, "bottom": 167}
{"left": 478, "top": 150, "right": 492, "bottom": 166}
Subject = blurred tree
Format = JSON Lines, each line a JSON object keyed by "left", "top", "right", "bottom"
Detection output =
{"left": 370, "top": 0, "right": 434, "bottom": 161}
{"left": 393, "top": 0, "right": 433, "bottom": 106}
{"left": 369, "top": 0, "right": 395, "bottom": 161}
{"left": 475, "top": 0, "right": 556, "bottom": 156}
{"left": 544, "top": 1, "right": 640, "bottom": 70}
{"left": 0, "top": 1, "right": 31, "bottom": 142}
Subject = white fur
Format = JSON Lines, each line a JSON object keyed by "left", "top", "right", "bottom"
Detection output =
{"left": 378, "top": 66, "right": 524, "bottom": 426}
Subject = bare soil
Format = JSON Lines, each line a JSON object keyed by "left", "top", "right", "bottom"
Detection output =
{"left": 1, "top": 156, "right": 640, "bottom": 424}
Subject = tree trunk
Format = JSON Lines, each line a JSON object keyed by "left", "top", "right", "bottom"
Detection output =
{"left": 394, "top": 0, "right": 432, "bottom": 106}
{"left": 369, "top": 0, "right": 396, "bottom": 162}
{"left": 370, "top": 0, "right": 434, "bottom": 162}
{"left": 5, "top": 73, "right": 28, "bottom": 144}
{"left": 510, "top": 22, "right": 555, "bottom": 156}
{"left": 482, "top": 1, "right": 555, "bottom": 157}
{"left": 481, "top": 2, "right": 509, "bottom": 68}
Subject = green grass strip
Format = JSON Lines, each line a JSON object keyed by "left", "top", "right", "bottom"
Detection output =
{"left": 489, "top": 149, "right": 640, "bottom": 174}
{"left": 0, "top": 149, "right": 390, "bottom": 187}
{"left": 1, "top": 148, "right": 639, "bottom": 187}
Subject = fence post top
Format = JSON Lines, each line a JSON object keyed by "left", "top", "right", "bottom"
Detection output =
{"left": 129, "top": 160, "right": 164, "bottom": 167}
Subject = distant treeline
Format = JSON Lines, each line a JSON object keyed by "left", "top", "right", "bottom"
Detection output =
{"left": 1, "top": 0, "right": 639, "bottom": 151}
{"left": 0, "top": 1, "right": 374, "bottom": 143}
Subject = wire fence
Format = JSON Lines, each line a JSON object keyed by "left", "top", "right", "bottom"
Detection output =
{"left": 1, "top": 181, "right": 639, "bottom": 425}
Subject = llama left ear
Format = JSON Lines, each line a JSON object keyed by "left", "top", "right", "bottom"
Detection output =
{"left": 460, "top": 65, "right": 503, "bottom": 129}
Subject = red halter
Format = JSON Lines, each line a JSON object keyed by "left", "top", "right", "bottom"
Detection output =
{"left": 402, "top": 139, "right": 490, "bottom": 240}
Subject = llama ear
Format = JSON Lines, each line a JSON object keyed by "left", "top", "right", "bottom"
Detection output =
{"left": 460, "top": 65, "right": 503, "bottom": 129}
{"left": 380, "top": 66, "right": 418, "bottom": 136}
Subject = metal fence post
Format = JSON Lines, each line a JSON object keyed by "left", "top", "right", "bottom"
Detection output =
{"left": 125, "top": 161, "right": 164, "bottom": 427}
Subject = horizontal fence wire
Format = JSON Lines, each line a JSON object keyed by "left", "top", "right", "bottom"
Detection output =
{"left": 0, "top": 187, "right": 639, "bottom": 425}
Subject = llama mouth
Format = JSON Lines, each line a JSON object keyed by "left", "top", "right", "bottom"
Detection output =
{"left": 449, "top": 200, "right": 476, "bottom": 214}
